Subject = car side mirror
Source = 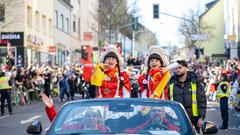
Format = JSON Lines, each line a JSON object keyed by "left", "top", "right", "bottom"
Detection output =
{"left": 202, "top": 121, "right": 218, "bottom": 134}
{"left": 26, "top": 120, "right": 42, "bottom": 134}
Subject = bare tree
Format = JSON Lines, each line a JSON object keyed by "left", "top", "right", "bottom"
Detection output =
{"left": 178, "top": 9, "right": 214, "bottom": 48}
{"left": 90, "top": 0, "right": 139, "bottom": 49}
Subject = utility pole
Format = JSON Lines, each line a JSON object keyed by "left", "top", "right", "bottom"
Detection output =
{"left": 132, "top": 31, "right": 135, "bottom": 58}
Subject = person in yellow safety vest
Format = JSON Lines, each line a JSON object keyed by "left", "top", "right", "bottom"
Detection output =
{"left": 168, "top": 60, "right": 206, "bottom": 133}
{"left": 216, "top": 73, "right": 231, "bottom": 130}
{"left": 0, "top": 70, "right": 13, "bottom": 116}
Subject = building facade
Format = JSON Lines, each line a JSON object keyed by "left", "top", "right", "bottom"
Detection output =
{"left": 55, "top": 0, "right": 99, "bottom": 65}
{"left": 0, "top": 0, "right": 99, "bottom": 67}
{"left": 199, "top": 0, "right": 225, "bottom": 59}
{"left": 79, "top": 0, "right": 99, "bottom": 63}
{"left": 54, "top": 0, "right": 72, "bottom": 66}
{"left": 223, "top": 0, "right": 240, "bottom": 59}
{"left": 0, "top": 0, "right": 54, "bottom": 67}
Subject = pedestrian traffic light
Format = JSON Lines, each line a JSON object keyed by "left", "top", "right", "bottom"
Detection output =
{"left": 132, "top": 17, "right": 138, "bottom": 31}
{"left": 153, "top": 4, "right": 159, "bottom": 19}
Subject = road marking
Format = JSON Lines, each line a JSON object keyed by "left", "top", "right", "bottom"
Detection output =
{"left": 20, "top": 115, "right": 42, "bottom": 124}
{"left": 45, "top": 127, "right": 49, "bottom": 131}
{"left": 0, "top": 115, "right": 9, "bottom": 119}
{"left": 207, "top": 108, "right": 216, "bottom": 111}
{"left": 228, "top": 127, "right": 240, "bottom": 131}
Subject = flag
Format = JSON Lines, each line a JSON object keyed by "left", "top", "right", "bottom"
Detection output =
{"left": 150, "top": 70, "right": 171, "bottom": 98}
{"left": 91, "top": 64, "right": 107, "bottom": 86}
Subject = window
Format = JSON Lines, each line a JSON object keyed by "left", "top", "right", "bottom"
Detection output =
{"left": 78, "top": 18, "right": 80, "bottom": 34}
{"left": 42, "top": 15, "right": 46, "bottom": 33}
{"left": 49, "top": 19, "right": 53, "bottom": 35}
{"left": 61, "top": 14, "right": 64, "bottom": 30}
{"left": 55, "top": 10, "right": 58, "bottom": 27}
{"left": 73, "top": 15, "right": 76, "bottom": 32}
{"left": 0, "top": 3, "right": 5, "bottom": 22}
{"left": 66, "top": 18, "right": 69, "bottom": 33}
{"left": 35, "top": 11, "right": 40, "bottom": 30}
{"left": 27, "top": 6, "right": 32, "bottom": 27}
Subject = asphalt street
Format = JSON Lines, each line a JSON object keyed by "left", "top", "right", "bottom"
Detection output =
{"left": 0, "top": 98, "right": 63, "bottom": 135}
{"left": 206, "top": 102, "right": 240, "bottom": 135}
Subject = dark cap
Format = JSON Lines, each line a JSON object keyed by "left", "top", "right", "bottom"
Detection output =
{"left": 103, "top": 52, "right": 119, "bottom": 63}
{"left": 176, "top": 60, "right": 188, "bottom": 67}
{"left": 148, "top": 53, "right": 163, "bottom": 66}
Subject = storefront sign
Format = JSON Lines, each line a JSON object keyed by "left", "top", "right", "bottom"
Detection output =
{"left": 27, "top": 34, "right": 43, "bottom": 45}
{"left": 48, "top": 46, "right": 56, "bottom": 53}
{"left": 83, "top": 32, "right": 92, "bottom": 41}
{"left": 228, "top": 35, "right": 236, "bottom": 41}
{"left": 0, "top": 32, "right": 24, "bottom": 46}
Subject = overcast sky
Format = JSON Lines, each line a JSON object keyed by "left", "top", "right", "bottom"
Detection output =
{"left": 128, "top": 0, "right": 215, "bottom": 48}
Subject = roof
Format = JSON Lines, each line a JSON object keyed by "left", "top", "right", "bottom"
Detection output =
{"left": 62, "top": 0, "right": 73, "bottom": 8}
{"left": 199, "top": 0, "right": 219, "bottom": 18}
{"left": 206, "top": 0, "right": 219, "bottom": 9}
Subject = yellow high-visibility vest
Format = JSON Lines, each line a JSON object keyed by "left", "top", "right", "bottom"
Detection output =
{"left": 216, "top": 81, "right": 230, "bottom": 99}
{"left": 169, "top": 82, "right": 199, "bottom": 117}
{"left": 0, "top": 76, "right": 11, "bottom": 90}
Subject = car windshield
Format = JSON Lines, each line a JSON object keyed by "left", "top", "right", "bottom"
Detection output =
{"left": 50, "top": 100, "right": 190, "bottom": 135}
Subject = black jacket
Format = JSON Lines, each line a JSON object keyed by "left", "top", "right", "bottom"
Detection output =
{"left": 168, "top": 71, "right": 206, "bottom": 120}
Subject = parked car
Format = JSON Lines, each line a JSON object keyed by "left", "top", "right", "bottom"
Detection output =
{"left": 27, "top": 98, "right": 218, "bottom": 135}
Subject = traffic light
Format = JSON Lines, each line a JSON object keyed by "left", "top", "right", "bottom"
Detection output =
{"left": 81, "top": 46, "right": 88, "bottom": 60}
{"left": 132, "top": 17, "right": 138, "bottom": 31}
{"left": 153, "top": 4, "right": 159, "bottom": 19}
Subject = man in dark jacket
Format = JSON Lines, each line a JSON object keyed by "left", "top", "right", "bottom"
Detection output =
{"left": 43, "top": 69, "right": 52, "bottom": 97}
{"left": 168, "top": 60, "right": 206, "bottom": 133}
